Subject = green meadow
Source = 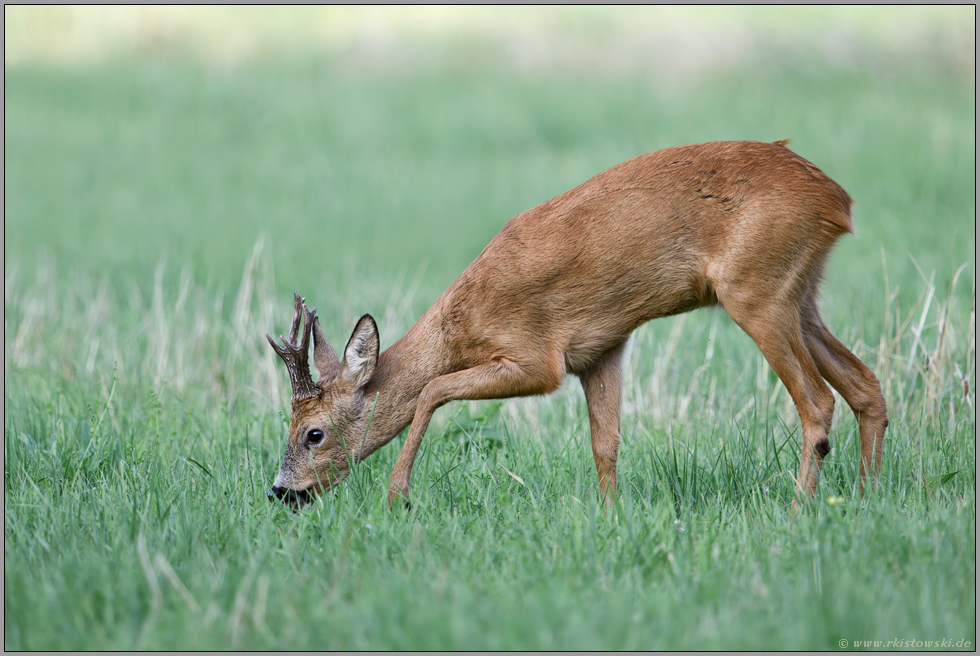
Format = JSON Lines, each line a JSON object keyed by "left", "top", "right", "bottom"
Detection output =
{"left": 4, "top": 7, "right": 975, "bottom": 650}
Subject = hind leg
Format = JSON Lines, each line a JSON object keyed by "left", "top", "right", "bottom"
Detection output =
{"left": 801, "top": 298, "right": 888, "bottom": 488}
{"left": 722, "top": 295, "right": 836, "bottom": 497}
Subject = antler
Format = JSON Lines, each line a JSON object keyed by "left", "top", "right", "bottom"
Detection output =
{"left": 267, "top": 292, "right": 321, "bottom": 402}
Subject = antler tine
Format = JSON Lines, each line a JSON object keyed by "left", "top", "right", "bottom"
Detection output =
{"left": 287, "top": 291, "right": 305, "bottom": 346}
{"left": 296, "top": 303, "right": 316, "bottom": 372}
{"left": 266, "top": 332, "right": 287, "bottom": 357}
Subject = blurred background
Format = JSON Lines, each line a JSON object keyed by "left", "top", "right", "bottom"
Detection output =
{"left": 4, "top": 6, "right": 975, "bottom": 392}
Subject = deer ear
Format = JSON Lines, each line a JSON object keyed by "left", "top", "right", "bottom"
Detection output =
{"left": 340, "top": 314, "right": 379, "bottom": 389}
{"left": 312, "top": 315, "right": 341, "bottom": 382}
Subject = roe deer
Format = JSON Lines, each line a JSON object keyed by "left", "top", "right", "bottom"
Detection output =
{"left": 267, "top": 140, "right": 887, "bottom": 509}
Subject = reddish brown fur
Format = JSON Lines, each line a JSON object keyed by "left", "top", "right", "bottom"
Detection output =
{"left": 268, "top": 140, "right": 888, "bottom": 509}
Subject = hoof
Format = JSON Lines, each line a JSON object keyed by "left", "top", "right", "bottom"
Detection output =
{"left": 387, "top": 489, "right": 411, "bottom": 510}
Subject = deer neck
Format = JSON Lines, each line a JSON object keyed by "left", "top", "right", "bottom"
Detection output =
{"left": 360, "top": 312, "right": 450, "bottom": 456}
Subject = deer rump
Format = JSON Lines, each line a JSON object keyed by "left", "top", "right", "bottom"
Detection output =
{"left": 267, "top": 140, "right": 888, "bottom": 509}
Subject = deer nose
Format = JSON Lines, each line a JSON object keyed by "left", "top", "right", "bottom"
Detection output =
{"left": 269, "top": 485, "right": 314, "bottom": 506}
{"left": 269, "top": 485, "right": 288, "bottom": 502}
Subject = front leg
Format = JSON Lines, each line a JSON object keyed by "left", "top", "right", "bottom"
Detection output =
{"left": 578, "top": 340, "right": 628, "bottom": 504}
{"left": 388, "top": 356, "right": 563, "bottom": 506}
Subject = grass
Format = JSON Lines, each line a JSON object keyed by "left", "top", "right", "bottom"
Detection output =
{"left": 4, "top": 7, "right": 976, "bottom": 650}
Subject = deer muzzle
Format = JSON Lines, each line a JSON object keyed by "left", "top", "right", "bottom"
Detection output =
{"left": 269, "top": 485, "right": 314, "bottom": 508}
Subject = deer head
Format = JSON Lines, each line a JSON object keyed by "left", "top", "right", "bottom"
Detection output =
{"left": 267, "top": 292, "right": 380, "bottom": 509}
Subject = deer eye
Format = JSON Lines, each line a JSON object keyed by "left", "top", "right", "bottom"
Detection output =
{"left": 306, "top": 429, "right": 325, "bottom": 446}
